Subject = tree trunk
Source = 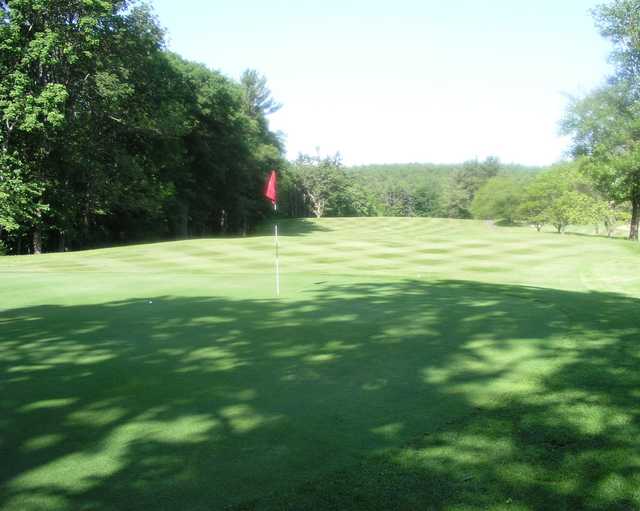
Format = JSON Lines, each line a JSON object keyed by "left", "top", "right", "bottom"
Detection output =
{"left": 177, "top": 203, "right": 189, "bottom": 238}
{"left": 58, "top": 230, "right": 66, "bottom": 252}
{"left": 630, "top": 197, "right": 640, "bottom": 241}
{"left": 82, "top": 213, "right": 90, "bottom": 244}
{"left": 33, "top": 228, "right": 42, "bottom": 255}
{"left": 220, "top": 209, "right": 227, "bottom": 233}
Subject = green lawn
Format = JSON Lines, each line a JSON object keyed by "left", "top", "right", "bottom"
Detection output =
{"left": 1, "top": 218, "right": 639, "bottom": 510}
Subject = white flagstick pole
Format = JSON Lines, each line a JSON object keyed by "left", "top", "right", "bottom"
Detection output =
{"left": 274, "top": 202, "right": 280, "bottom": 296}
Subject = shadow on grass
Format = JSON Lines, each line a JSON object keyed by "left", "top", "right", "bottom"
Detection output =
{"left": 0, "top": 280, "right": 639, "bottom": 510}
{"left": 558, "top": 231, "right": 635, "bottom": 242}
{"left": 493, "top": 219, "right": 518, "bottom": 227}
{"left": 495, "top": 222, "right": 634, "bottom": 242}
{"left": 253, "top": 218, "right": 332, "bottom": 237}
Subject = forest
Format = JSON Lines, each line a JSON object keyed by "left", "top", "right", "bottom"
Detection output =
{"left": 1, "top": 0, "right": 640, "bottom": 254}
{"left": 278, "top": 156, "right": 630, "bottom": 237}
{"left": 0, "top": 0, "right": 285, "bottom": 254}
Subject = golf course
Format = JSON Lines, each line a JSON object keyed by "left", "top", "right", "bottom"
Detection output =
{"left": 1, "top": 217, "right": 639, "bottom": 510}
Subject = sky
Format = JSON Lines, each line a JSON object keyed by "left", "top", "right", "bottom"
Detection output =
{"left": 151, "top": 0, "right": 614, "bottom": 166}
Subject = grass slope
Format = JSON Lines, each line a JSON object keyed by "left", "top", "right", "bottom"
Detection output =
{"left": 1, "top": 218, "right": 639, "bottom": 510}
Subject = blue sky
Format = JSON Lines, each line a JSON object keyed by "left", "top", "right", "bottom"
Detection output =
{"left": 151, "top": 0, "right": 613, "bottom": 166}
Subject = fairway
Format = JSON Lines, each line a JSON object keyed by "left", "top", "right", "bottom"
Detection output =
{"left": 1, "top": 218, "right": 639, "bottom": 510}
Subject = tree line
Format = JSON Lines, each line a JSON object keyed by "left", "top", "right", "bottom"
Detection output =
{"left": 0, "top": 0, "right": 284, "bottom": 255}
{"left": 279, "top": 154, "right": 535, "bottom": 219}
{"left": 276, "top": 154, "right": 629, "bottom": 237}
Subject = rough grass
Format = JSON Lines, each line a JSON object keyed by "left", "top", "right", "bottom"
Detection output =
{"left": 1, "top": 218, "right": 639, "bottom": 510}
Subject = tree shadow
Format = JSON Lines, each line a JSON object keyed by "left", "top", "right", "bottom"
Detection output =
{"left": 1, "top": 280, "right": 638, "bottom": 510}
{"left": 492, "top": 222, "right": 633, "bottom": 241}
{"left": 558, "top": 231, "right": 633, "bottom": 242}
{"left": 494, "top": 219, "right": 517, "bottom": 227}
{"left": 253, "top": 218, "right": 332, "bottom": 237}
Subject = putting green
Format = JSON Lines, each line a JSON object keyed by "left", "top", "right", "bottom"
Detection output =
{"left": 1, "top": 218, "right": 639, "bottom": 510}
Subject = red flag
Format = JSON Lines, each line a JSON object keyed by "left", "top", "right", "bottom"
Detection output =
{"left": 264, "top": 170, "right": 277, "bottom": 205}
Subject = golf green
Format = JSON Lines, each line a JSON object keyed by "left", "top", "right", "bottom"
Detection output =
{"left": 1, "top": 218, "right": 639, "bottom": 510}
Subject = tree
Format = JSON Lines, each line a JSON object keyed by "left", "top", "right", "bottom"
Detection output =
{"left": 240, "top": 69, "right": 282, "bottom": 118}
{"left": 470, "top": 176, "right": 524, "bottom": 224}
{"left": 443, "top": 157, "right": 501, "bottom": 218}
{"left": 288, "top": 152, "right": 350, "bottom": 218}
{"left": 345, "top": 163, "right": 449, "bottom": 218}
{"left": 603, "top": 203, "right": 632, "bottom": 236}
{"left": 1, "top": 2, "right": 285, "bottom": 254}
{"left": 342, "top": 183, "right": 378, "bottom": 216}
{"left": 562, "top": 81, "right": 640, "bottom": 240}
{"left": 0, "top": 0, "right": 137, "bottom": 252}
{"left": 172, "top": 57, "right": 283, "bottom": 237}
{"left": 0, "top": 160, "right": 45, "bottom": 236}
{"left": 517, "top": 163, "right": 597, "bottom": 233}
{"left": 547, "top": 191, "right": 604, "bottom": 234}
{"left": 592, "top": 0, "right": 640, "bottom": 81}
{"left": 48, "top": 5, "right": 187, "bottom": 249}
{"left": 0, "top": 0, "right": 174, "bottom": 251}
{"left": 560, "top": 0, "right": 640, "bottom": 241}
{"left": 383, "top": 184, "right": 417, "bottom": 216}
{"left": 517, "top": 193, "right": 549, "bottom": 232}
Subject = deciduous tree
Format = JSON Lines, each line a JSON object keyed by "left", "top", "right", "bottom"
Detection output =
{"left": 561, "top": 1, "right": 640, "bottom": 240}
{"left": 470, "top": 176, "right": 524, "bottom": 224}
{"left": 562, "top": 82, "right": 640, "bottom": 240}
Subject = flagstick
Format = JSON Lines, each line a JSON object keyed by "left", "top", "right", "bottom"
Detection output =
{"left": 274, "top": 202, "right": 280, "bottom": 296}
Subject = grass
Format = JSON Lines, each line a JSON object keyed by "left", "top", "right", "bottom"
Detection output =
{"left": 1, "top": 217, "right": 639, "bottom": 510}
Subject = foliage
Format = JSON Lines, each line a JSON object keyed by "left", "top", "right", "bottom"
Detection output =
{"left": 517, "top": 162, "right": 603, "bottom": 233}
{"left": 278, "top": 158, "right": 543, "bottom": 222}
{"left": 291, "top": 154, "right": 347, "bottom": 218}
{"left": 240, "top": 68, "right": 282, "bottom": 118}
{"left": 561, "top": 0, "right": 640, "bottom": 240}
{"left": 470, "top": 176, "right": 524, "bottom": 224}
{"left": 592, "top": 0, "right": 640, "bottom": 80}
{"left": 0, "top": 1, "right": 284, "bottom": 253}
{"left": 347, "top": 164, "right": 445, "bottom": 217}
{"left": 286, "top": 153, "right": 352, "bottom": 218}
{"left": 0, "top": 155, "right": 47, "bottom": 235}
{"left": 341, "top": 182, "right": 379, "bottom": 216}
{"left": 603, "top": 203, "right": 632, "bottom": 236}
{"left": 562, "top": 81, "right": 640, "bottom": 240}
{"left": 343, "top": 160, "right": 539, "bottom": 220}
{"left": 517, "top": 198, "right": 549, "bottom": 232}
{"left": 547, "top": 191, "right": 595, "bottom": 234}
{"left": 443, "top": 157, "right": 501, "bottom": 218}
